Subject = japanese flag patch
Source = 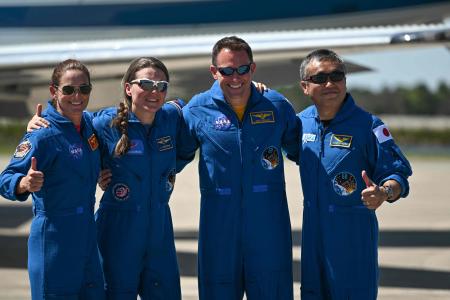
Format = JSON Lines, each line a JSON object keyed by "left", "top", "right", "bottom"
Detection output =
{"left": 373, "top": 124, "right": 393, "bottom": 144}
{"left": 14, "top": 140, "right": 32, "bottom": 159}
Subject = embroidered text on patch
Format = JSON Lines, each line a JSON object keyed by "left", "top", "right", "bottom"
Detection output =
{"left": 156, "top": 136, "right": 173, "bottom": 151}
{"left": 302, "top": 133, "right": 316, "bottom": 144}
{"left": 250, "top": 111, "right": 275, "bottom": 124}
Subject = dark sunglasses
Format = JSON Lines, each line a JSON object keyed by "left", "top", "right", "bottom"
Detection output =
{"left": 56, "top": 84, "right": 92, "bottom": 95}
{"left": 131, "top": 79, "right": 169, "bottom": 92}
{"left": 305, "top": 71, "right": 345, "bottom": 84}
{"left": 217, "top": 64, "right": 252, "bottom": 76}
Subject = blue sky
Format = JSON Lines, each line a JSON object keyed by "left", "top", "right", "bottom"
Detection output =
{"left": 344, "top": 45, "right": 450, "bottom": 92}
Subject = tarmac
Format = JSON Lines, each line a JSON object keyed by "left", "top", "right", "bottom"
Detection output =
{"left": 0, "top": 155, "right": 449, "bottom": 299}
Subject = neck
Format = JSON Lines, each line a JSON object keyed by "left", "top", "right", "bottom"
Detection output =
{"left": 134, "top": 109, "right": 155, "bottom": 125}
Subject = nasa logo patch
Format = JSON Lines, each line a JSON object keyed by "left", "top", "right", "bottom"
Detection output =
{"left": 213, "top": 115, "right": 231, "bottom": 130}
{"left": 69, "top": 143, "right": 83, "bottom": 159}
{"left": 261, "top": 146, "right": 279, "bottom": 170}
{"left": 128, "top": 139, "right": 144, "bottom": 155}
{"left": 14, "top": 140, "right": 32, "bottom": 159}
{"left": 112, "top": 183, "right": 130, "bottom": 201}
{"left": 332, "top": 172, "right": 357, "bottom": 196}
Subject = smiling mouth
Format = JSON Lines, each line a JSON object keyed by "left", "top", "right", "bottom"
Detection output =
{"left": 229, "top": 83, "right": 243, "bottom": 89}
{"left": 69, "top": 101, "right": 83, "bottom": 106}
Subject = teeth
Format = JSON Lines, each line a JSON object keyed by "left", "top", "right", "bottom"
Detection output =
{"left": 230, "top": 84, "right": 242, "bottom": 89}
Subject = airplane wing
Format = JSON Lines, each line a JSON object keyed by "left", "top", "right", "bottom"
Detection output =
{"left": 0, "top": 2, "right": 449, "bottom": 117}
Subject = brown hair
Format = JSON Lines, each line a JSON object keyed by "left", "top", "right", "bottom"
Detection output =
{"left": 212, "top": 36, "right": 253, "bottom": 66}
{"left": 50, "top": 59, "right": 91, "bottom": 106}
{"left": 112, "top": 57, "right": 169, "bottom": 156}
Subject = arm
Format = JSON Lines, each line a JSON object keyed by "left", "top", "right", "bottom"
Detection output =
{"left": 176, "top": 106, "right": 199, "bottom": 173}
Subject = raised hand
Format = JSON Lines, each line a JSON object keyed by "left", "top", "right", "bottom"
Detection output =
{"left": 16, "top": 157, "right": 44, "bottom": 194}
{"left": 27, "top": 103, "right": 50, "bottom": 132}
{"left": 360, "top": 170, "right": 386, "bottom": 210}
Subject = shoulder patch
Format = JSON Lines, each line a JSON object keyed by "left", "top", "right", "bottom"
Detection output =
{"left": 373, "top": 124, "right": 393, "bottom": 143}
{"left": 14, "top": 140, "right": 32, "bottom": 159}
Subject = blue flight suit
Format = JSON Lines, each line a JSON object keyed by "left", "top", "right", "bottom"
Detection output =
{"left": 298, "top": 94, "right": 412, "bottom": 299}
{"left": 179, "top": 81, "right": 300, "bottom": 300}
{"left": 0, "top": 101, "right": 104, "bottom": 300}
{"left": 93, "top": 101, "right": 185, "bottom": 300}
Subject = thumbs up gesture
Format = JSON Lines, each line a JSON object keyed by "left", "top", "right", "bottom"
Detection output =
{"left": 360, "top": 170, "right": 386, "bottom": 210}
{"left": 27, "top": 104, "right": 50, "bottom": 132}
{"left": 16, "top": 157, "right": 45, "bottom": 194}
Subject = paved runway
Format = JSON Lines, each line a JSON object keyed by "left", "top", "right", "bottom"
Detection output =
{"left": 0, "top": 156, "right": 449, "bottom": 299}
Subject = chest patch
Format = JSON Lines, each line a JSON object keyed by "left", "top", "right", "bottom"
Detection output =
{"left": 69, "top": 143, "right": 83, "bottom": 159}
{"left": 261, "top": 146, "right": 279, "bottom": 170}
{"left": 88, "top": 134, "right": 99, "bottom": 151}
{"left": 213, "top": 115, "right": 231, "bottom": 130}
{"left": 156, "top": 136, "right": 173, "bottom": 151}
{"left": 250, "top": 111, "right": 275, "bottom": 124}
{"left": 14, "top": 140, "right": 32, "bottom": 159}
{"left": 332, "top": 172, "right": 357, "bottom": 196}
{"left": 302, "top": 133, "right": 316, "bottom": 144}
{"left": 330, "top": 134, "right": 352, "bottom": 148}
{"left": 128, "top": 139, "right": 144, "bottom": 155}
{"left": 113, "top": 183, "right": 130, "bottom": 201}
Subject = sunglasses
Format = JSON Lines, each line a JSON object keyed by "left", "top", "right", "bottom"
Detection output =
{"left": 130, "top": 78, "right": 169, "bottom": 92}
{"left": 305, "top": 71, "right": 345, "bottom": 84}
{"left": 56, "top": 84, "right": 92, "bottom": 95}
{"left": 217, "top": 64, "right": 252, "bottom": 76}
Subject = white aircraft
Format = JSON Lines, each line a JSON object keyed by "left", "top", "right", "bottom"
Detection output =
{"left": 0, "top": 0, "right": 449, "bottom": 116}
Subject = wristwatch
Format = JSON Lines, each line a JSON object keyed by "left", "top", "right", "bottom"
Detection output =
{"left": 383, "top": 184, "right": 394, "bottom": 202}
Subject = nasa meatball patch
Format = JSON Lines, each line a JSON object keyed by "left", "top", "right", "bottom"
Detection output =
{"left": 14, "top": 140, "right": 32, "bottom": 159}
{"left": 332, "top": 172, "right": 357, "bottom": 196}
{"left": 213, "top": 114, "right": 231, "bottom": 130}
{"left": 261, "top": 146, "right": 279, "bottom": 170}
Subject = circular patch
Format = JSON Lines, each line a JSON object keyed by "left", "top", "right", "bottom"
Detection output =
{"left": 332, "top": 172, "right": 357, "bottom": 196}
{"left": 383, "top": 127, "right": 390, "bottom": 137}
{"left": 261, "top": 146, "right": 279, "bottom": 170}
{"left": 213, "top": 115, "right": 231, "bottom": 130}
{"left": 166, "top": 169, "right": 176, "bottom": 192}
{"left": 14, "top": 140, "right": 32, "bottom": 159}
{"left": 69, "top": 143, "right": 83, "bottom": 159}
{"left": 112, "top": 183, "right": 130, "bottom": 201}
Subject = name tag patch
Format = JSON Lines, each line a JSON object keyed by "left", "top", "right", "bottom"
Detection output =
{"left": 156, "top": 136, "right": 173, "bottom": 151}
{"left": 250, "top": 111, "right": 275, "bottom": 124}
{"left": 330, "top": 134, "right": 352, "bottom": 148}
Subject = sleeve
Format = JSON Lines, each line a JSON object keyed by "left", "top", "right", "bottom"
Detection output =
{"left": 0, "top": 133, "right": 54, "bottom": 201}
{"left": 280, "top": 99, "right": 300, "bottom": 162}
{"left": 176, "top": 105, "right": 199, "bottom": 173}
{"left": 92, "top": 113, "right": 117, "bottom": 169}
{"left": 368, "top": 117, "right": 413, "bottom": 198}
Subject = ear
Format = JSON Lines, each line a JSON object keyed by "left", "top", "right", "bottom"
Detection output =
{"left": 300, "top": 81, "right": 309, "bottom": 95}
{"left": 125, "top": 82, "right": 132, "bottom": 97}
{"left": 250, "top": 62, "right": 256, "bottom": 74}
{"left": 49, "top": 85, "right": 57, "bottom": 98}
{"left": 210, "top": 65, "right": 219, "bottom": 80}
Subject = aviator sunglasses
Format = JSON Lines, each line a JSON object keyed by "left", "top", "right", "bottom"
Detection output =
{"left": 216, "top": 64, "right": 252, "bottom": 76}
{"left": 56, "top": 84, "right": 92, "bottom": 95}
{"left": 304, "top": 70, "right": 345, "bottom": 84}
{"left": 130, "top": 78, "right": 169, "bottom": 92}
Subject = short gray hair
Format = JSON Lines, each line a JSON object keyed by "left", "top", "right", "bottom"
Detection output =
{"left": 299, "top": 49, "right": 346, "bottom": 80}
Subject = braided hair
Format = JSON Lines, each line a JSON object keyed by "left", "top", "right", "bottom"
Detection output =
{"left": 112, "top": 57, "right": 169, "bottom": 156}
